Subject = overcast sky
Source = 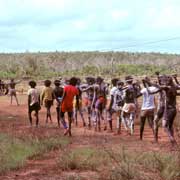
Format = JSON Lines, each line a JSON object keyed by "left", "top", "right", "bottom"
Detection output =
{"left": 0, "top": 0, "right": 180, "bottom": 53}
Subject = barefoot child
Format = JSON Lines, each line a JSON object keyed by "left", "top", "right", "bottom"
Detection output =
{"left": 41, "top": 80, "right": 54, "bottom": 124}
{"left": 53, "top": 80, "right": 64, "bottom": 127}
{"left": 28, "top": 81, "right": 41, "bottom": 127}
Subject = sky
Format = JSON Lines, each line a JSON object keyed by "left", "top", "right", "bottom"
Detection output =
{"left": 0, "top": 0, "right": 180, "bottom": 53}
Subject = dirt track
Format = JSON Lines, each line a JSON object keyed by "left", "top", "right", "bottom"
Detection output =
{"left": 0, "top": 94, "right": 178, "bottom": 180}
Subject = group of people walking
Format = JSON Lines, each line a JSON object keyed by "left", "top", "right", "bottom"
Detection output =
{"left": 0, "top": 72, "right": 180, "bottom": 145}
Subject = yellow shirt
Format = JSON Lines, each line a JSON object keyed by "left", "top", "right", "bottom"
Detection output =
{"left": 41, "top": 87, "right": 54, "bottom": 104}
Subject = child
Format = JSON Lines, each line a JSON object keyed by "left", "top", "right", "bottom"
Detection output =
{"left": 53, "top": 80, "right": 64, "bottom": 127}
{"left": 60, "top": 77, "right": 79, "bottom": 136}
{"left": 28, "top": 81, "right": 41, "bottom": 127}
{"left": 41, "top": 80, "right": 54, "bottom": 123}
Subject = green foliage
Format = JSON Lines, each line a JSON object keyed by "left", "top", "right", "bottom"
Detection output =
{"left": 0, "top": 134, "right": 70, "bottom": 173}
{"left": 0, "top": 51, "right": 178, "bottom": 79}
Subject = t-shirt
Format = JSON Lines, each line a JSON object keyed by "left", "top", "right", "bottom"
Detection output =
{"left": 140, "top": 86, "right": 158, "bottom": 110}
{"left": 110, "top": 87, "right": 117, "bottom": 96}
{"left": 28, "top": 88, "right": 39, "bottom": 106}
{"left": 61, "top": 85, "right": 79, "bottom": 112}
{"left": 41, "top": 87, "right": 54, "bottom": 103}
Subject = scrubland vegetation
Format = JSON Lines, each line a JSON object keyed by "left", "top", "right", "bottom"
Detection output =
{"left": 0, "top": 51, "right": 179, "bottom": 79}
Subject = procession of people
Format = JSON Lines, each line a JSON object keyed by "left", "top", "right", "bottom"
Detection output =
{"left": 0, "top": 72, "right": 180, "bottom": 146}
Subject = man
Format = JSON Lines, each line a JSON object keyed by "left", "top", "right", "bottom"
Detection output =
{"left": 8, "top": 79, "right": 21, "bottom": 105}
{"left": 139, "top": 77, "right": 158, "bottom": 140}
{"left": 121, "top": 76, "right": 137, "bottom": 135}
{"left": 107, "top": 78, "right": 119, "bottom": 132}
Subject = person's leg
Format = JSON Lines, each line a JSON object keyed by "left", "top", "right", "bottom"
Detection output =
{"left": 73, "top": 107, "right": 78, "bottom": 126}
{"left": 56, "top": 107, "right": 60, "bottom": 127}
{"left": 79, "top": 108, "right": 86, "bottom": 127}
{"left": 60, "top": 111, "right": 69, "bottom": 135}
{"left": 129, "top": 112, "right": 135, "bottom": 135}
{"left": 147, "top": 112, "right": 154, "bottom": 135}
{"left": 116, "top": 110, "right": 121, "bottom": 134}
{"left": 14, "top": 94, "right": 19, "bottom": 106}
{"left": 28, "top": 110, "right": 32, "bottom": 126}
{"left": 140, "top": 113, "right": 146, "bottom": 140}
{"left": 68, "top": 112, "right": 73, "bottom": 136}
{"left": 164, "top": 108, "right": 177, "bottom": 144}
{"left": 121, "top": 111, "right": 128, "bottom": 131}
{"left": 87, "top": 105, "right": 92, "bottom": 128}
{"left": 35, "top": 110, "right": 39, "bottom": 127}
{"left": 107, "top": 109, "right": 113, "bottom": 131}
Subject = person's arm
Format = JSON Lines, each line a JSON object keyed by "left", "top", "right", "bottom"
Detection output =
{"left": 107, "top": 95, "right": 114, "bottom": 111}
{"left": 142, "top": 79, "right": 160, "bottom": 95}
{"left": 172, "top": 74, "right": 179, "bottom": 85}
{"left": 40, "top": 89, "right": 45, "bottom": 105}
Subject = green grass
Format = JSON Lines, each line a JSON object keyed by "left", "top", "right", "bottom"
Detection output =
{"left": 0, "top": 134, "right": 70, "bottom": 173}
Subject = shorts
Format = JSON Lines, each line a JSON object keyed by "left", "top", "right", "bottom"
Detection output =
{"left": 141, "top": 109, "right": 154, "bottom": 117}
{"left": 122, "top": 103, "right": 136, "bottom": 113}
{"left": 44, "top": 100, "right": 53, "bottom": 108}
{"left": 29, "top": 102, "right": 41, "bottom": 113}
{"left": 9, "top": 89, "right": 16, "bottom": 96}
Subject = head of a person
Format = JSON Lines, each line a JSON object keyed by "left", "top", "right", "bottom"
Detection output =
{"left": 117, "top": 80, "right": 124, "bottom": 89}
{"left": 29, "top": 80, "right": 36, "bottom": 88}
{"left": 96, "top": 76, "right": 103, "bottom": 85}
{"left": 69, "top": 77, "right": 78, "bottom": 86}
{"left": 158, "top": 75, "right": 169, "bottom": 85}
{"left": 10, "top": 78, "right": 14, "bottom": 82}
{"left": 142, "top": 76, "right": 151, "bottom": 87}
{"left": 86, "top": 77, "right": 95, "bottom": 85}
{"left": 125, "top": 76, "right": 133, "bottom": 84}
{"left": 44, "top": 80, "right": 51, "bottom": 87}
{"left": 111, "top": 78, "right": 119, "bottom": 87}
{"left": 54, "top": 80, "right": 60, "bottom": 87}
{"left": 76, "top": 78, "right": 81, "bottom": 85}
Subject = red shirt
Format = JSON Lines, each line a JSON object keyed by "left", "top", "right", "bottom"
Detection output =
{"left": 61, "top": 85, "right": 79, "bottom": 112}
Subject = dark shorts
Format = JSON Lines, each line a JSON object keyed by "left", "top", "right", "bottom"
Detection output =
{"left": 157, "top": 106, "right": 165, "bottom": 119}
{"left": 45, "top": 100, "right": 53, "bottom": 108}
{"left": 29, "top": 102, "right": 41, "bottom": 113}
{"left": 141, "top": 109, "right": 154, "bottom": 117}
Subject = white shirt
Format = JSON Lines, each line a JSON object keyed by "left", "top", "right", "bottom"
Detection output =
{"left": 140, "top": 86, "right": 158, "bottom": 110}
{"left": 27, "top": 88, "right": 39, "bottom": 106}
{"left": 110, "top": 86, "right": 117, "bottom": 96}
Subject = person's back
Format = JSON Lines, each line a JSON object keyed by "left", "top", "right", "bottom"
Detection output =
{"left": 141, "top": 87, "right": 156, "bottom": 110}
{"left": 124, "top": 85, "right": 136, "bottom": 104}
{"left": 28, "top": 88, "right": 39, "bottom": 106}
{"left": 61, "top": 85, "right": 78, "bottom": 112}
